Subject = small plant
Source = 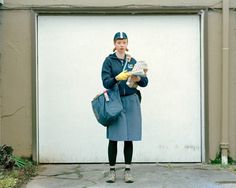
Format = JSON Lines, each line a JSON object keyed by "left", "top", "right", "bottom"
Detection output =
{"left": 11, "top": 156, "right": 26, "bottom": 168}
{"left": 0, "top": 145, "right": 15, "bottom": 169}
{"left": 210, "top": 148, "right": 236, "bottom": 165}
{"left": 0, "top": 145, "right": 37, "bottom": 188}
{"left": 0, "top": 177, "right": 17, "bottom": 188}
{"left": 0, "top": 145, "right": 28, "bottom": 169}
{"left": 210, "top": 150, "right": 221, "bottom": 164}
{"left": 228, "top": 156, "right": 236, "bottom": 165}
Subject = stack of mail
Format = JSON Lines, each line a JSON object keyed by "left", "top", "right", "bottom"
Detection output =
{"left": 126, "top": 61, "right": 148, "bottom": 88}
{"left": 130, "top": 60, "right": 148, "bottom": 77}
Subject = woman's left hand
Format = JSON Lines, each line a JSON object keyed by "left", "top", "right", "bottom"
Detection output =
{"left": 130, "top": 75, "right": 141, "bottom": 82}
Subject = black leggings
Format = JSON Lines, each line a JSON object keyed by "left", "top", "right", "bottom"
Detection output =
{"left": 108, "top": 140, "right": 133, "bottom": 166}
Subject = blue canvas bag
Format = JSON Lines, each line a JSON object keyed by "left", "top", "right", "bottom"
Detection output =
{"left": 92, "top": 57, "right": 129, "bottom": 126}
{"left": 91, "top": 84, "right": 123, "bottom": 127}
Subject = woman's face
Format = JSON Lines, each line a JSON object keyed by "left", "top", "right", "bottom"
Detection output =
{"left": 114, "top": 39, "right": 128, "bottom": 53}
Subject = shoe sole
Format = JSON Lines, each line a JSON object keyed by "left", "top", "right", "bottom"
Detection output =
{"left": 106, "top": 180, "right": 115, "bottom": 183}
{"left": 125, "top": 180, "right": 134, "bottom": 183}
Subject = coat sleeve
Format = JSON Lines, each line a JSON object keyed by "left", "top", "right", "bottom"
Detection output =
{"left": 137, "top": 76, "right": 148, "bottom": 87}
{"left": 101, "top": 58, "right": 118, "bottom": 89}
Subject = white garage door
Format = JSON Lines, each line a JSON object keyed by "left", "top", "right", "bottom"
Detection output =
{"left": 37, "top": 15, "right": 203, "bottom": 163}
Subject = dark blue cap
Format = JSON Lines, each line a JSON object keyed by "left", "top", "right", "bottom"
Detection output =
{"left": 113, "top": 32, "right": 128, "bottom": 40}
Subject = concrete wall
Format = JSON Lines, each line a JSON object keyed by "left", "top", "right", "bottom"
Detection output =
{"left": 0, "top": 0, "right": 236, "bottom": 161}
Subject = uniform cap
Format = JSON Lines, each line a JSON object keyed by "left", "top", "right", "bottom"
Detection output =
{"left": 113, "top": 32, "right": 128, "bottom": 40}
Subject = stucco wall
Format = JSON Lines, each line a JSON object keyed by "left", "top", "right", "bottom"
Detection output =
{"left": 0, "top": 10, "right": 32, "bottom": 157}
{"left": 208, "top": 10, "right": 222, "bottom": 161}
{"left": 0, "top": 0, "right": 236, "bottom": 161}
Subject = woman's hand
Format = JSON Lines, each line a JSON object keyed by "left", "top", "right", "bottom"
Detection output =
{"left": 130, "top": 75, "right": 141, "bottom": 82}
{"left": 115, "top": 71, "right": 131, "bottom": 81}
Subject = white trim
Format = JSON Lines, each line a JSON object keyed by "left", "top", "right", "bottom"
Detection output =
{"left": 199, "top": 9, "right": 206, "bottom": 162}
{"left": 34, "top": 13, "right": 206, "bottom": 163}
{"left": 120, "top": 31, "right": 123, "bottom": 38}
{"left": 34, "top": 13, "right": 39, "bottom": 163}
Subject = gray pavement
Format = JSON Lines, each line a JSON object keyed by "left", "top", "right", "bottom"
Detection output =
{"left": 24, "top": 164, "right": 236, "bottom": 188}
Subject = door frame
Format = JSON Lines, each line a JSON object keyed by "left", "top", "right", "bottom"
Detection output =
{"left": 31, "top": 7, "right": 208, "bottom": 164}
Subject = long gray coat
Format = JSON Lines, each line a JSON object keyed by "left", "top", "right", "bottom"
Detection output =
{"left": 107, "top": 93, "right": 142, "bottom": 141}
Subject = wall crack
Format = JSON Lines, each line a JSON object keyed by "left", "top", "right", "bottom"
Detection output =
{"left": 1, "top": 106, "right": 25, "bottom": 119}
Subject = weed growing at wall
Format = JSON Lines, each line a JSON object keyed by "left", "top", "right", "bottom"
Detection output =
{"left": 211, "top": 149, "right": 236, "bottom": 165}
{"left": 0, "top": 145, "right": 37, "bottom": 188}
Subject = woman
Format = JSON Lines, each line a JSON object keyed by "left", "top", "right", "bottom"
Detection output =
{"left": 101, "top": 32, "right": 148, "bottom": 183}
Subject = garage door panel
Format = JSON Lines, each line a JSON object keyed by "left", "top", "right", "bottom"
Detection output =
{"left": 38, "top": 15, "right": 202, "bottom": 163}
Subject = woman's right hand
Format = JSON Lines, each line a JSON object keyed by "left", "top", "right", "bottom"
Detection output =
{"left": 130, "top": 75, "right": 141, "bottom": 82}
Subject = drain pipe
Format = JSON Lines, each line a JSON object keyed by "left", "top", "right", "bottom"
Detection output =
{"left": 220, "top": 0, "right": 230, "bottom": 165}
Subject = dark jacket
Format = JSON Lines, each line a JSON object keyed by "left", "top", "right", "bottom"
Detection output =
{"left": 101, "top": 53, "right": 148, "bottom": 96}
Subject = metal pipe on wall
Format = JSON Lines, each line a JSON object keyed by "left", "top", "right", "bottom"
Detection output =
{"left": 0, "top": 53, "right": 1, "bottom": 145}
{"left": 221, "top": 0, "right": 230, "bottom": 165}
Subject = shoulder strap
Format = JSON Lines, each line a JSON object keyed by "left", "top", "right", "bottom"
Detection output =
{"left": 122, "top": 57, "right": 129, "bottom": 72}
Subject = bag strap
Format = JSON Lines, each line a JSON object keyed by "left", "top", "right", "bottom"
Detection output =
{"left": 122, "top": 58, "right": 128, "bottom": 72}
{"left": 122, "top": 56, "right": 129, "bottom": 72}
{"left": 114, "top": 56, "right": 129, "bottom": 87}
